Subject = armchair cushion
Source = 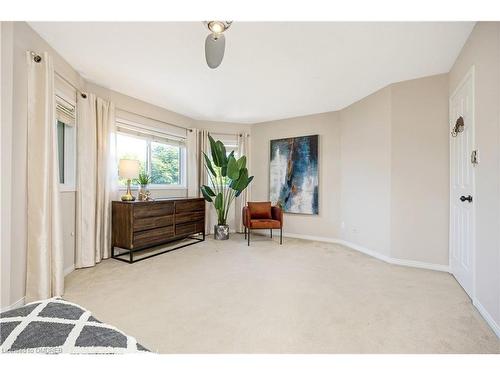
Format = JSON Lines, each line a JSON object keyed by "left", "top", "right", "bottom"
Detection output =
{"left": 247, "top": 201, "right": 272, "bottom": 219}
{"left": 250, "top": 219, "right": 281, "bottom": 229}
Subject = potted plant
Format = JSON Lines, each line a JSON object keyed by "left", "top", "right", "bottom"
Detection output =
{"left": 136, "top": 172, "right": 152, "bottom": 201}
{"left": 201, "top": 135, "right": 254, "bottom": 240}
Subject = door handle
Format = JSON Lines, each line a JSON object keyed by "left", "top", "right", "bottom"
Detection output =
{"left": 460, "top": 195, "right": 473, "bottom": 202}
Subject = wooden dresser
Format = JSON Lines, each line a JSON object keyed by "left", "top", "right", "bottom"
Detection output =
{"left": 111, "top": 197, "right": 205, "bottom": 263}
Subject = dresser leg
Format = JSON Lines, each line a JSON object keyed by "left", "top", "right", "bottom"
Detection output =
{"left": 130, "top": 250, "right": 133, "bottom": 263}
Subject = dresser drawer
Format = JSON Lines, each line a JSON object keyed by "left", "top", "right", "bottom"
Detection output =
{"left": 175, "top": 200, "right": 204, "bottom": 213}
{"left": 133, "top": 225, "right": 174, "bottom": 248}
{"left": 175, "top": 220, "right": 204, "bottom": 236}
{"left": 134, "top": 202, "right": 174, "bottom": 218}
{"left": 175, "top": 211, "right": 205, "bottom": 225}
{"left": 134, "top": 215, "right": 174, "bottom": 232}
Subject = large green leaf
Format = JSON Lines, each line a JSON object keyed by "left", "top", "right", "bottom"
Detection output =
{"left": 209, "top": 135, "right": 223, "bottom": 167}
{"left": 236, "top": 155, "right": 246, "bottom": 170}
{"left": 230, "top": 168, "right": 249, "bottom": 192}
{"left": 226, "top": 155, "right": 239, "bottom": 180}
{"left": 201, "top": 185, "right": 216, "bottom": 197}
{"left": 222, "top": 150, "right": 235, "bottom": 177}
{"left": 200, "top": 187, "right": 213, "bottom": 202}
{"left": 214, "top": 192, "right": 223, "bottom": 210}
{"left": 216, "top": 141, "right": 227, "bottom": 168}
{"left": 235, "top": 175, "right": 254, "bottom": 197}
{"left": 203, "top": 152, "right": 216, "bottom": 177}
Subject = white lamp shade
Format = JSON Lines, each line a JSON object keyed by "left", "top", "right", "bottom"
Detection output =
{"left": 119, "top": 159, "right": 140, "bottom": 179}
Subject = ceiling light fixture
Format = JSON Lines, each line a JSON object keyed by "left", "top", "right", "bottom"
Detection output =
{"left": 204, "top": 21, "right": 232, "bottom": 69}
{"left": 208, "top": 21, "right": 226, "bottom": 35}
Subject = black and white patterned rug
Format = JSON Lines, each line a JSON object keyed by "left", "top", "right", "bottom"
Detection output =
{"left": 0, "top": 297, "right": 150, "bottom": 354}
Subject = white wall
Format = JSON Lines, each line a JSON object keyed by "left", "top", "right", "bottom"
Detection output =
{"left": 339, "top": 87, "right": 392, "bottom": 256}
{"left": 449, "top": 22, "right": 500, "bottom": 333}
{"left": 390, "top": 74, "right": 450, "bottom": 265}
{"left": 250, "top": 75, "right": 450, "bottom": 266}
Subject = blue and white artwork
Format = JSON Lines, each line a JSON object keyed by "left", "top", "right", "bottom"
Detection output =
{"left": 270, "top": 135, "right": 319, "bottom": 215}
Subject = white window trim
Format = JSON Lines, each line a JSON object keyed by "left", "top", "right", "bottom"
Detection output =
{"left": 116, "top": 120, "right": 187, "bottom": 189}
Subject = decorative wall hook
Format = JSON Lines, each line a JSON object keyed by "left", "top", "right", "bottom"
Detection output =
{"left": 30, "top": 51, "right": 42, "bottom": 63}
{"left": 451, "top": 116, "right": 464, "bottom": 137}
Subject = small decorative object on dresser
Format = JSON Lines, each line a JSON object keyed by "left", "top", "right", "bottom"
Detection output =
{"left": 111, "top": 197, "right": 205, "bottom": 263}
{"left": 136, "top": 172, "right": 152, "bottom": 201}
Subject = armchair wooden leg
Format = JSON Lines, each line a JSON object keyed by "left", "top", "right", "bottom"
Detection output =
{"left": 280, "top": 227, "right": 283, "bottom": 245}
{"left": 270, "top": 229, "right": 273, "bottom": 238}
{"left": 248, "top": 228, "right": 250, "bottom": 246}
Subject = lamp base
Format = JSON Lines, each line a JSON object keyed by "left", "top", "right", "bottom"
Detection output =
{"left": 121, "top": 193, "right": 136, "bottom": 202}
{"left": 121, "top": 179, "right": 136, "bottom": 201}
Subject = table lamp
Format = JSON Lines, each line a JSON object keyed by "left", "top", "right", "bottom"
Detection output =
{"left": 119, "top": 159, "right": 140, "bottom": 201}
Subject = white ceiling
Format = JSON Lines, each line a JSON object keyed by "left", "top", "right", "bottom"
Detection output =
{"left": 29, "top": 22, "right": 474, "bottom": 124}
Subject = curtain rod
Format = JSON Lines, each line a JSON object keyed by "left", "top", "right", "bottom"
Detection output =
{"left": 29, "top": 51, "right": 87, "bottom": 98}
{"left": 209, "top": 131, "right": 249, "bottom": 137}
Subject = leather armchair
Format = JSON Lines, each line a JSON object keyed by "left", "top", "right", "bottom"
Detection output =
{"left": 243, "top": 202, "right": 283, "bottom": 246}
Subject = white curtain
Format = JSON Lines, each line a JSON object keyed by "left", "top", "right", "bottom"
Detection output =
{"left": 75, "top": 95, "right": 117, "bottom": 267}
{"left": 234, "top": 133, "right": 251, "bottom": 233}
{"left": 95, "top": 98, "right": 117, "bottom": 262}
{"left": 186, "top": 128, "right": 200, "bottom": 197}
{"left": 25, "top": 52, "right": 64, "bottom": 302}
{"left": 75, "top": 93, "right": 97, "bottom": 268}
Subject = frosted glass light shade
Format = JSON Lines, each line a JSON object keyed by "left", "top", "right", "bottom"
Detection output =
{"left": 119, "top": 159, "right": 140, "bottom": 179}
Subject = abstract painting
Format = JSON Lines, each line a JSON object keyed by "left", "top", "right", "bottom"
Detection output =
{"left": 270, "top": 135, "right": 319, "bottom": 215}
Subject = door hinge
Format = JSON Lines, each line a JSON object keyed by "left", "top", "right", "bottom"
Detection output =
{"left": 471, "top": 150, "right": 479, "bottom": 166}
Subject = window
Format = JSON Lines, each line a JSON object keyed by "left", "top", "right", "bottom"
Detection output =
{"left": 116, "top": 122, "right": 186, "bottom": 189}
{"left": 55, "top": 97, "right": 76, "bottom": 191}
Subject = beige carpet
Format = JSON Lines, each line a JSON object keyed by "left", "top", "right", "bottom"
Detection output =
{"left": 64, "top": 235, "right": 499, "bottom": 353}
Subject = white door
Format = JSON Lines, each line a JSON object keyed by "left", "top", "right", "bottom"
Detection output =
{"left": 449, "top": 67, "right": 475, "bottom": 298}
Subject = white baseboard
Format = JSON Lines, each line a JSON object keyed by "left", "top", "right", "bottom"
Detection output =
{"left": 473, "top": 300, "right": 500, "bottom": 338}
{"left": 1, "top": 296, "right": 25, "bottom": 313}
{"left": 389, "top": 256, "right": 450, "bottom": 273}
{"left": 64, "top": 265, "right": 75, "bottom": 277}
{"left": 283, "top": 232, "right": 450, "bottom": 273}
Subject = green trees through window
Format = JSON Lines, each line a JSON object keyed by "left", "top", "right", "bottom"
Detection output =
{"left": 151, "top": 141, "right": 180, "bottom": 185}
{"left": 116, "top": 133, "right": 183, "bottom": 187}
